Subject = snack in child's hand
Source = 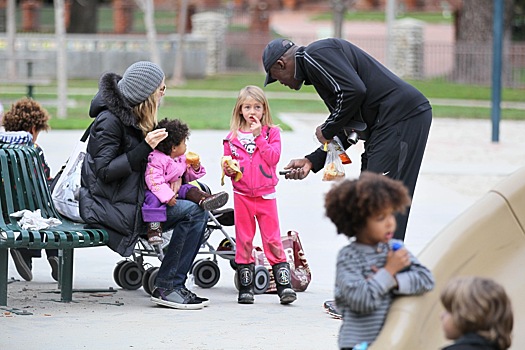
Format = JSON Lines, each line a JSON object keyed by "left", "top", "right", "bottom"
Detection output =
{"left": 322, "top": 162, "right": 345, "bottom": 181}
{"left": 185, "top": 151, "right": 200, "bottom": 166}
{"left": 221, "top": 156, "right": 243, "bottom": 185}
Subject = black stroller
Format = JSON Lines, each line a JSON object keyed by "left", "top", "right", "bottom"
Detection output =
{"left": 112, "top": 183, "right": 271, "bottom": 295}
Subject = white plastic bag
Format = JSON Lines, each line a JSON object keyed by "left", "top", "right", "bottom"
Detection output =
{"left": 322, "top": 141, "right": 345, "bottom": 181}
{"left": 51, "top": 125, "right": 91, "bottom": 222}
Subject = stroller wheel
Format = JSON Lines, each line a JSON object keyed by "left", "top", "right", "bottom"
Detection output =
{"left": 192, "top": 259, "right": 220, "bottom": 288}
{"left": 233, "top": 266, "right": 270, "bottom": 294}
{"left": 254, "top": 265, "right": 270, "bottom": 294}
{"left": 229, "top": 260, "right": 238, "bottom": 270}
{"left": 142, "top": 266, "right": 159, "bottom": 295}
{"left": 118, "top": 261, "right": 144, "bottom": 290}
{"left": 113, "top": 260, "right": 127, "bottom": 288}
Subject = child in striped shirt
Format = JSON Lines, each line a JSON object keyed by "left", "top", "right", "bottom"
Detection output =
{"left": 324, "top": 172, "right": 435, "bottom": 349}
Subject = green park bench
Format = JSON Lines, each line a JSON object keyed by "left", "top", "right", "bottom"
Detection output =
{"left": 0, "top": 144, "right": 108, "bottom": 306}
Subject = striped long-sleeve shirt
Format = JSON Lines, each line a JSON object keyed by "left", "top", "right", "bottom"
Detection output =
{"left": 335, "top": 239, "right": 434, "bottom": 348}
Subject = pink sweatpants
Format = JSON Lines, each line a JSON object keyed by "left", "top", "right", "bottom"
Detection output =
{"left": 233, "top": 192, "right": 286, "bottom": 265}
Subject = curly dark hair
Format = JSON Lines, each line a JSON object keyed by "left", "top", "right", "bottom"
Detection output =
{"left": 155, "top": 118, "right": 190, "bottom": 155}
{"left": 324, "top": 171, "right": 411, "bottom": 238}
{"left": 2, "top": 98, "right": 50, "bottom": 133}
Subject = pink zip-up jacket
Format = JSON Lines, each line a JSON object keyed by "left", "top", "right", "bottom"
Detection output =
{"left": 222, "top": 126, "right": 280, "bottom": 197}
{"left": 145, "top": 149, "right": 206, "bottom": 203}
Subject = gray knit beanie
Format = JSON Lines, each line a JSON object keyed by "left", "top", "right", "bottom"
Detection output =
{"left": 117, "top": 61, "right": 165, "bottom": 107}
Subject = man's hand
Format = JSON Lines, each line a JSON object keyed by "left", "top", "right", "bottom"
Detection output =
{"left": 283, "top": 158, "right": 313, "bottom": 180}
{"left": 315, "top": 125, "right": 329, "bottom": 144}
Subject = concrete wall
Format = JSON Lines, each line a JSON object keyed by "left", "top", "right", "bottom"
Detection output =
{"left": 0, "top": 34, "right": 208, "bottom": 80}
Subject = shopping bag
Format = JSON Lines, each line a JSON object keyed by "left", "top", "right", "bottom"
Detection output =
{"left": 253, "top": 230, "right": 312, "bottom": 293}
{"left": 51, "top": 123, "right": 92, "bottom": 222}
{"left": 322, "top": 141, "right": 345, "bottom": 181}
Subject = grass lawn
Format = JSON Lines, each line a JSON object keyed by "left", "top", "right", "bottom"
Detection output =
{"left": 1, "top": 73, "right": 523, "bottom": 130}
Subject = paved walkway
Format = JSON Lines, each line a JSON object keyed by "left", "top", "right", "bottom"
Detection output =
{"left": 2, "top": 115, "right": 525, "bottom": 349}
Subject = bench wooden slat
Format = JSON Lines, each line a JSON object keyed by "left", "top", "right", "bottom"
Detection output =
{"left": 0, "top": 144, "right": 108, "bottom": 305}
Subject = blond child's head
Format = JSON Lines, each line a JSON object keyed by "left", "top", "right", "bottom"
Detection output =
{"left": 324, "top": 171, "right": 410, "bottom": 239}
{"left": 230, "top": 85, "right": 273, "bottom": 136}
{"left": 440, "top": 276, "right": 513, "bottom": 350}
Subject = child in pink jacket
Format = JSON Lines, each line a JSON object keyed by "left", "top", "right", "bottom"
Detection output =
{"left": 143, "top": 118, "right": 228, "bottom": 245}
{"left": 222, "top": 85, "right": 296, "bottom": 305}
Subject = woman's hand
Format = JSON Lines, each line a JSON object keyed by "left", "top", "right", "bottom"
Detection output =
{"left": 145, "top": 128, "right": 168, "bottom": 149}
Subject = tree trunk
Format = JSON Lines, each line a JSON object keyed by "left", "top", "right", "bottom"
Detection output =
{"left": 67, "top": 0, "right": 98, "bottom": 33}
{"left": 453, "top": 0, "right": 514, "bottom": 85}
{"left": 6, "top": 0, "right": 16, "bottom": 80}
{"left": 171, "top": 0, "right": 188, "bottom": 86}
{"left": 54, "top": 0, "right": 67, "bottom": 119}
{"left": 135, "top": 0, "right": 160, "bottom": 66}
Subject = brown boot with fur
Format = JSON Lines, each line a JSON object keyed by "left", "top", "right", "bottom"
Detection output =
{"left": 185, "top": 187, "right": 229, "bottom": 211}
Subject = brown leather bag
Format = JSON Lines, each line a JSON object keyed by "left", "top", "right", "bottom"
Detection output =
{"left": 253, "top": 230, "right": 312, "bottom": 293}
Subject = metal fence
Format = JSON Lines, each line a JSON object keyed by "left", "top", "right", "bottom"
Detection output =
{"left": 224, "top": 31, "right": 525, "bottom": 88}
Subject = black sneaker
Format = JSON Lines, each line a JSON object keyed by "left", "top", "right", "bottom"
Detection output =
{"left": 151, "top": 287, "right": 204, "bottom": 310}
{"left": 10, "top": 249, "right": 33, "bottom": 281}
{"left": 48, "top": 256, "right": 60, "bottom": 282}
{"left": 323, "top": 300, "right": 342, "bottom": 319}
{"left": 182, "top": 286, "right": 210, "bottom": 307}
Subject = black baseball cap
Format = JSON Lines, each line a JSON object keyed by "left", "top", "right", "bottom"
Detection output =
{"left": 262, "top": 38, "right": 294, "bottom": 86}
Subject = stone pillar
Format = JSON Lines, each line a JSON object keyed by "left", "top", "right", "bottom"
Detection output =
{"left": 391, "top": 18, "right": 424, "bottom": 79}
{"left": 113, "top": 0, "right": 134, "bottom": 34}
{"left": 191, "top": 12, "right": 228, "bottom": 75}
{"left": 249, "top": 1, "right": 270, "bottom": 34}
{"left": 21, "top": 0, "right": 42, "bottom": 32}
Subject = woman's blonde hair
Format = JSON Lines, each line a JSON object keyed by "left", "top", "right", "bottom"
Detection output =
{"left": 230, "top": 85, "right": 274, "bottom": 138}
{"left": 440, "top": 276, "right": 513, "bottom": 350}
{"left": 133, "top": 85, "right": 162, "bottom": 136}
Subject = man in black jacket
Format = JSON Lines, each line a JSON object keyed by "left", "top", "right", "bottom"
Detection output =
{"left": 262, "top": 38, "right": 432, "bottom": 241}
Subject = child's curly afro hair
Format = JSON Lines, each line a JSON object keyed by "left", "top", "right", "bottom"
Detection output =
{"left": 155, "top": 118, "right": 190, "bottom": 155}
{"left": 324, "top": 171, "right": 411, "bottom": 238}
{"left": 2, "top": 98, "right": 50, "bottom": 133}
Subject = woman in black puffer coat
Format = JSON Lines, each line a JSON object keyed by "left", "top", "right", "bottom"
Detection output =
{"left": 81, "top": 61, "right": 210, "bottom": 309}
{"left": 80, "top": 61, "right": 168, "bottom": 256}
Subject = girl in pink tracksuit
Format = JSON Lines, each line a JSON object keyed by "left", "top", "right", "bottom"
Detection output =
{"left": 222, "top": 85, "right": 296, "bottom": 305}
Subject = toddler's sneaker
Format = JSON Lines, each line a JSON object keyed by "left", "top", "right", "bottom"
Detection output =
{"left": 151, "top": 287, "right": 204, "bottom": 310}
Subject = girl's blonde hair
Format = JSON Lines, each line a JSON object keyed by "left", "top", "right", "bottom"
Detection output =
{"left": 440, "top": 276, "right": 513, "bottom": 350}
{"left": 133, "top": 85, "right": 162, "bottom": 136}
{"left": 230, "top": 85, "right": 274, "bottom": 138}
